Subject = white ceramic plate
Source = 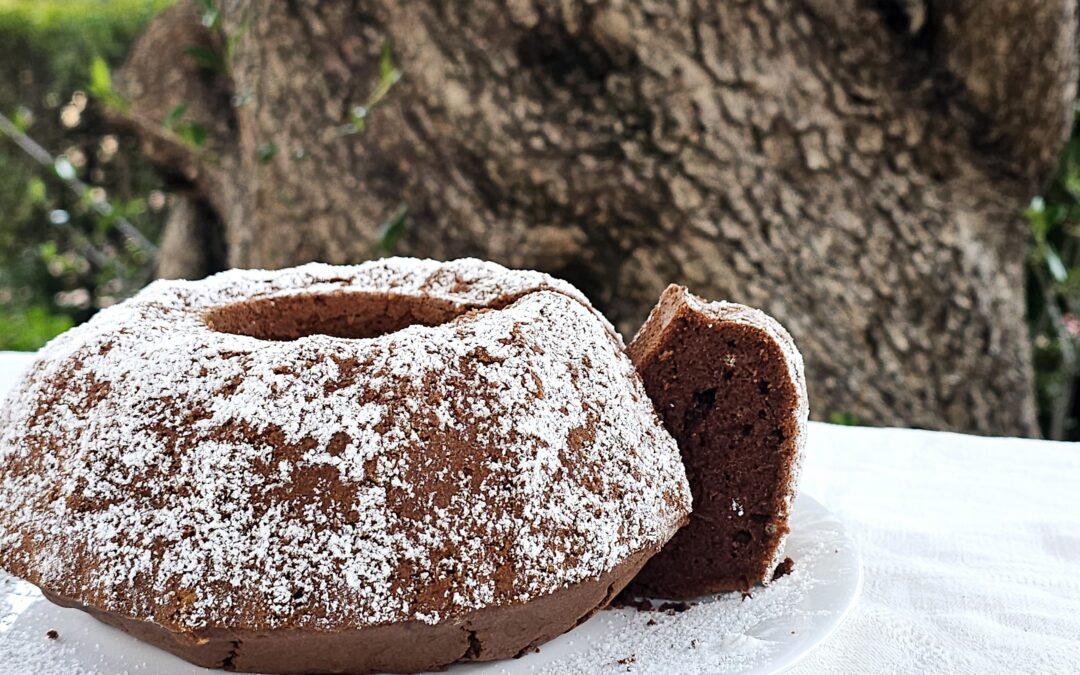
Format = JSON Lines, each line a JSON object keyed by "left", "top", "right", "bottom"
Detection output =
{"left": 0, "top": 493, "right": 860, "bottom": 675}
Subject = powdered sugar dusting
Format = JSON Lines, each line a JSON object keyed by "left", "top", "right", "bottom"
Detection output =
{"left": 0, "top": 258, "right": 690, "bottom": 632}
{"left": 535, "top": 541, "right": 831, "bottom": 674}
{"left": 0, "top": 493, "right": 861, "bottom": 675}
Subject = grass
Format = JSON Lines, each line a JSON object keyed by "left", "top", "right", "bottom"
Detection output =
{"left": 0, "top": 0, "right": 173, "bottom": 88}
{"left": 0, "top": 305, "right": 73, "bottom": 351}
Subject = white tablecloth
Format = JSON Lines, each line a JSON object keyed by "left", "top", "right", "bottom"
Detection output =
{"left": 1, "top": 351, "right": 1078, "bottom": 673}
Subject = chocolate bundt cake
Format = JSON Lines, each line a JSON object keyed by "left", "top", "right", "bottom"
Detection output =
{"left": 0, "top": 258, "right": 691, "bottom": 674}
{"left": 624, "top": 285, "right": 807, "bottom": 598}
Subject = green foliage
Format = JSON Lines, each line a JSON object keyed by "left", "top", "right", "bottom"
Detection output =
{"left": 0, "top": 306, "right": 73, "bottom": 351}
{"left": 88, "top": 56, "right": 128, "bottom": 112}
{"left": 256, "top": 142, "right": 278, "bottom": 164}
{"left": 184, "top": 44, "right": 225, "bottom": 74}
{"left": 1026, "top": 115, "right": 1080, "bottom": 440}
{"left": 376, "top": 204, "right": 408, "bottom": 256}
{"left": 344, "top": 39, "right": 402, "bottom": 135}
{"left": 163, "top": 103, "right": 187, "bottom": 129}
{"left": 0, "top": 0, "right": 172, "bottom": 90}
{"left": 192, "top": 0, "right": 219, "bottom": 30}
{"left": 379, "top": 39, "right": 401, "bottom": 84}
{"left": 827, "top": 412, "right": 859, "bottom": 427}
{"left": 0, "top": 0, "right": 170, "bottom": 351}
{"left": 184, "top": 1, "right": 231, "bottom": 76}
{"left": 162, "top": 103, "right": 206, "bottom": 148}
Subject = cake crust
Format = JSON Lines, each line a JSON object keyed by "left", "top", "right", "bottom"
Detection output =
{"left": 40, "top": 547, "right": 654, "bottom": 674}
{"left": 0, "top": 258, "right": 691, "bottom": 672}
{"left": 624, "top": 285, "right": 807, "bottom": 598}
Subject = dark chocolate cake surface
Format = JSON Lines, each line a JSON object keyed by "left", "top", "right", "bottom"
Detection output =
{"left": 625, "top": 284, "right": 808, "bottom": 599}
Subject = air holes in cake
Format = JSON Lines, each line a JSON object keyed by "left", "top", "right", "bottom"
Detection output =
{"left": 691, "top": 388, "right": 716, "bottom": 414}
{"left": 683, "top": 388, "right": 717, "bottom": 433}
{"left": 204, "top": 292, "right": 469, "bottom": 341}
{"left": 734, "top": 530, "right": 752, "bottom": 544}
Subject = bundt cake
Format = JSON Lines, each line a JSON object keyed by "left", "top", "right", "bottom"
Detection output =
{"left": 623, "top": 285, "right": 807, "bottom": 598}
{"left": 0, "top": 258, "right": 691, "bottom": 673}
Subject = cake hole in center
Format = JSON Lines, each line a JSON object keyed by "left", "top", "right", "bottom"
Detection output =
{"left": 204, "top": 292, "right": 468, "bottom": 341}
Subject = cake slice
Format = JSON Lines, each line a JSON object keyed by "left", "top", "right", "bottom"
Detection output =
{"left": 624, "top": 285, "right": 808, "bottom": 598}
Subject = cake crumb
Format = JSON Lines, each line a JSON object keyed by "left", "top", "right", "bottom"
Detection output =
{"left": 45, "top": 630, "right": 58, "bottom": 640}
{"left": 771, "top": 557, "right": 795, "bottom": 581}
{"left": 613, "top": 597, "right": 654, "bottom": 612}
{"left": 613, "top": 598, "right": 695, "bottom": 615}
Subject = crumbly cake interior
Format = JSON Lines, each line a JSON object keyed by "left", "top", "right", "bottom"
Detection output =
{"left": 625, "top": 286, "right": 805, "bottom": 598}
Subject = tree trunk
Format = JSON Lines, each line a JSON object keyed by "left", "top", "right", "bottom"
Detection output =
{"left": 116, "top": 0, "right": 1079, "bottom": 437}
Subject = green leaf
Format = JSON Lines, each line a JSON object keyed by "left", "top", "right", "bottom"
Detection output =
{"left": 119, "top": 197, "right": 147, "bottom": 218}
{"left": 88, "top": 56, "right": 129, "bottom": 111}
{"left": 1027, "top": 197, "right": 1050, "bottom": 240}
{"left": 1064, "top": 173, "right": 1080, "bottom": 203}
{"left": 26, "top": 178, "right": 46, "bottom": 204}
{"left": 340, "top": 40, "right": 402, "bottom": 137}
{"left": 183, "top": 123, "right": 206, "bottom": 148}
{"left": 194, "top": 0, "right": 221, "bottom": 29}
{"left": 185, "top": 44, "right": 226, "bottom": 73}
{"left": 171, "top": 118, "right": 206, "bottom": 148}
{"left": 12, "top": 106, "right": 33, "bottom": 132}
{"left": 376, "top": 203, "right": 408, "bottom": 255}
{"left": 828, "top": 411, "right": 858, "bottom": 426}
{"left": 38, "top": 240, "right": 59, "bottom": 262}
{"left": 256, "top": 142, "right": 278, "bottom": 164}
{"left": 164, "top": 103, "right": 188, "bottom": 130}
{"left": 1047, "top": 246, "right": 1069, "bottom": 283}
{"left": 372, "top": 40, "right": 402, "bottom": 102}
{"left": 89, "top": 56, "right": 112, "bottom": 95}
{"left": 380, "top": 40, "right": 397, "bottom": 82}
{"left": 347, "top": 105, "right": 368, "bottom": 134}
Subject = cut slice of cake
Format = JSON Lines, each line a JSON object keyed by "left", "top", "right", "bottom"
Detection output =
{"left": 624, "top": 285, "right": 808, "bottom": 598}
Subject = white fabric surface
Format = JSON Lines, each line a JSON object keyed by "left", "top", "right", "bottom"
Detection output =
{"left": 1, "top": 350, "right": 1078, "bottom": 673}
{"left": 794, "top": 423, "right": 1080, "bottom": 674}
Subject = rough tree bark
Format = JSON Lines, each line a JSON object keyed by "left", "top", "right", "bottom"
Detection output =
{"left": 115, "top": 0, "right": 1078, "bottom": 437}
